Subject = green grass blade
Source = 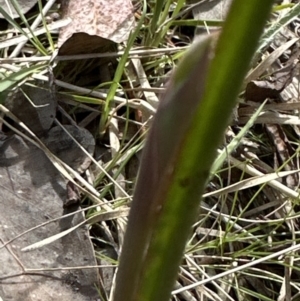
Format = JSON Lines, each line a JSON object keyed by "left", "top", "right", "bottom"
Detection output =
{"left": 211, "top": 100, "right": 267, "bottom": 175}
{"left": 254, "top": 2, "right": 300, "bottom": 63}
{"left": 0, "top": 64, "right": 46, "bottom": 93}
{"left": 150, "top": 0, "right": 165, "bottom": 34}
{"left": 98, "top": 0, "right": 147, "bottom": 135}
{"left": 0, "top": 3, "right": 48, "bottom": 55}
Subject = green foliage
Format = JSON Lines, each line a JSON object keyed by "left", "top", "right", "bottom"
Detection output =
{"left": 0, "top": 64, "right": 46, "bottom": 93}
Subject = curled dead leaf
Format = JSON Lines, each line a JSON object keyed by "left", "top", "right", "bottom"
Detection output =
{"left": 58, "top": 0, "right": 135, "bottom": 55}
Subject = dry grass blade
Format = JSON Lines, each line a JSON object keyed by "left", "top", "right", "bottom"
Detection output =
{"left": 0, "top": 19, "right": 71, "bottom": 49}
{"left": 245, "top": 37, "right": 299, "bottom": 85}
{"left": 223, "top": 151, "right": 299, "bottom": 199}
{"left": 203, "top": 169, "right": 300, "bottom": 198}
{"left": 21, "top": 208, "right": 129, "bottom": 252}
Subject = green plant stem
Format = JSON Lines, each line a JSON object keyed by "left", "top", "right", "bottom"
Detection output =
{"left": 139, "top": 2, "right": 275, "bottom": 300}
{"left": 113, "top": 1, "right": 275, "bottom": 301}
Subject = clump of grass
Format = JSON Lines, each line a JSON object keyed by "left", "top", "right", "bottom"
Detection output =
{"left": 1, "top": 1, "right": 300, "bottom": 301}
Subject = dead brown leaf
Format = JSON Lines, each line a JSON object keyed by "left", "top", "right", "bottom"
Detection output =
{"left": 245, "top": 61, "right": 297, "bottom": 102}
{"left": 58, "top": 0, "right": 135, "bottom": 55}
